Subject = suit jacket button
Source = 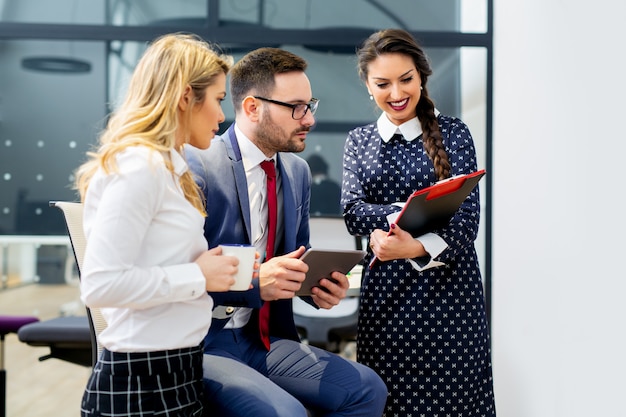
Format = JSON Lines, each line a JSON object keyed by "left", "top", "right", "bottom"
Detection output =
{"left": 225, "top": 307, "right": 235, "bottom": 314}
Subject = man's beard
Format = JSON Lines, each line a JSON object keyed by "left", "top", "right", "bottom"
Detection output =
{"left": 255, "top": 111, "right": 308, "bottom": 154}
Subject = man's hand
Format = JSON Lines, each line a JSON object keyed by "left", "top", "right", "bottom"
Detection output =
{"left": 259, "top": 246, "right": 308, "bottom": 301}
{"left": 311, "top": 271, "right": 349, "bottom": 309}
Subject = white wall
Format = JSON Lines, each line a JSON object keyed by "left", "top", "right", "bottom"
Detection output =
{"left": 492, "top": 1, "right": 626, "bottom": 416}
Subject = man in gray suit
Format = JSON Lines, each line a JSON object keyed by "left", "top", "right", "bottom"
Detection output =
{"left": 186, "top": 48, "right": 387, "bottom": 417}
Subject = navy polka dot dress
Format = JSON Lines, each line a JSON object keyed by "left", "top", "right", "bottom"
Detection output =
{"left": 342, "top": 115, "right": 496, "bottom": 416}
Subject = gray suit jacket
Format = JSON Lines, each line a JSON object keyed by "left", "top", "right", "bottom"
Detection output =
{"left": 186, "top": 124, "right": 313, "bottom": 344}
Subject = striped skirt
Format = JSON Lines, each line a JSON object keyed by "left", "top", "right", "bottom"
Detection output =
{"left": 80, "top": 345, "right": 205, "bottom": 417}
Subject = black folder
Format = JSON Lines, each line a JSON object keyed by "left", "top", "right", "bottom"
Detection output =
{"left": 394, "top": 169, "right": 486, "bottom": 237}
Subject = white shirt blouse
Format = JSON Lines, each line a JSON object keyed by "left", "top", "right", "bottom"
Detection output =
{"left": 81, "top": 146, "right": 213, "bottom": 352}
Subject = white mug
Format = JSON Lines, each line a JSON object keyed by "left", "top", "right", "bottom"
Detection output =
{"left": 219, "top": 244, "right": 256, "bottom": 291}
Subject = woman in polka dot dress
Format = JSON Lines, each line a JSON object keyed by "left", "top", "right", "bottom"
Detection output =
{"left": 342, "top": 28, "right": 496, "bottom": 416}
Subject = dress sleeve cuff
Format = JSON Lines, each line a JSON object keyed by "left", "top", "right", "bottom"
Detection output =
{"left": 407, "top": 233, "right": 447, "bottom": 272}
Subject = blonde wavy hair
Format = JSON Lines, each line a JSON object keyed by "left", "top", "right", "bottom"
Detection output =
{"left": 74, "top": 33, "right": 232, "bottom": 214}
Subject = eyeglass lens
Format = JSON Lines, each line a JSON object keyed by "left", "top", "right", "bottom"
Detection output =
{"left": 293, "top": 100, "right": 318, "bottom": 119}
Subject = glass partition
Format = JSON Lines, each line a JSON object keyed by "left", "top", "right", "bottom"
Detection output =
{"left": 0, "top": 0, "right": 491, "bottom": 299}
{"left": 0, "top": 39, "right": 105, "bottom": 235}
{"left": 0, "top": 0, "right": 105, "bottom": 24}
{"left": 1, "top": 0, "right": 488, "bottom": 34}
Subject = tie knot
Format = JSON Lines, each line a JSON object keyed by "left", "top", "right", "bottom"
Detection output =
{"left": 260, "top": 160, "right": 276, "bottom": 179}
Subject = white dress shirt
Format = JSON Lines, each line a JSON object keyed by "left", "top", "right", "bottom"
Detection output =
{"left": 81, "top": 146, "right": 213, "bottom": 352}
{"left": 223, "top": 125, "right": 284, "bottom": 329}
{"left": 377, "top": 113, "right": 447, "bottom": 271}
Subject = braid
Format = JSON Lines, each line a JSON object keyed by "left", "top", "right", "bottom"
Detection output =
{"left": 416, "top": 91, "right": 451, "bottom": 181}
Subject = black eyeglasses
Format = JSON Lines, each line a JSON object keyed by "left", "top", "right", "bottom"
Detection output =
{"left": 254, "top": 96, "right": 319, "bottom": 120}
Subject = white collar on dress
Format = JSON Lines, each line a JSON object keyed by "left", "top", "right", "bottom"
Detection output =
{"left": 376, "top": 109, "right": 440, "bottom": 143}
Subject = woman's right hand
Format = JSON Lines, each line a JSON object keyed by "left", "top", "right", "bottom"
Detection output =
{"left": 194, "top": 246, "right": 237, "bottom": 291}
{"left": 370, "top": 224, "right": 427, "bottom": 261}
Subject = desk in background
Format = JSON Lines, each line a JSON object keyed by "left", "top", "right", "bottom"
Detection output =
{"left": 0, "top": 235, "right": 74, "bottom": 289}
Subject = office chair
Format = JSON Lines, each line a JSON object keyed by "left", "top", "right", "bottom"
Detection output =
{"left": 49, "top": 201, "right": 105, "bottom": 365}
{"left": 17, "top": 315, "right": 91, "bottom": 367}
{"left": 18, "top": 202, "right": 105, "bottom": 368}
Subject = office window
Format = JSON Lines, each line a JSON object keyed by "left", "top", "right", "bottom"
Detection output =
{"left": 0, "top": 0, "right": 105, "bottom": 24}
{"left": 101, "top": 0, "right": 487, "bottom": 34}
{"left": 0, "top": 0, "right": 492, "bottom": 312}
{"left": 0, "top": 39, "right": 105, "bottom": 234}
{"left": 0, "top": 1, "right": 491, "bottom": 275}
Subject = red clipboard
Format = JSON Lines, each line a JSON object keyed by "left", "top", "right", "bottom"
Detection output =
{"left": 369, "top": 169, "right": 486, "bottom": 268}
{"left": 395, "top": 169, "right": 486, "bottom": 236}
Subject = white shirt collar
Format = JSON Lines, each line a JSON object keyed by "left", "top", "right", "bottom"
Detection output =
{"left": 376, "top": 109, "right": 440, "bottom": 143}
{"left": 170, "top": 148, "right": 189, "bottom": 176}
{"left": 234, "top": 124, "right": 276, "bottom": 170}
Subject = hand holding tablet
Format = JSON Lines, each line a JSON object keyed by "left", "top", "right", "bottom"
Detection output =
{"left": 296, "top": 248, "right": 366, "bottom": 296}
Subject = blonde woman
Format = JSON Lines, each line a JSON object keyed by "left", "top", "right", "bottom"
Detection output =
{"left": 75, "top": 33, "right": 237, "bottom": 417}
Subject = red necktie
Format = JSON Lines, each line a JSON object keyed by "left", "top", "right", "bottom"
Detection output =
{"left": 259, "top": 160, "right": 277, "bottom": 350}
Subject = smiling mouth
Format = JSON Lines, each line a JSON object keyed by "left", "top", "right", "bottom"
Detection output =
{"left": 389, "top": 98, "right": 409, "bottom": 110}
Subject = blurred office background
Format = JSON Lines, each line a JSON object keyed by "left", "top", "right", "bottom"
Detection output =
{"left": 0, "top": 0, "right": 491, "bottom": 292}
{"left": 0, "top": 0, "right": 489, "bottom": 235}
{"left": 1, "top": 0, "right": 623, "bottom": 416}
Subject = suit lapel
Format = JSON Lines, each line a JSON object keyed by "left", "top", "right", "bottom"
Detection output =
{"left": 225, "top": 125, "right": 253, "bottom": 243}
{"left": 276, "top": 154, "right": 297, "bottom": 252}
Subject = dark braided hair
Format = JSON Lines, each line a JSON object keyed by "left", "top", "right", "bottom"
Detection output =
{"left": 357, "top": 29, "right": 451, "bottom": 180}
